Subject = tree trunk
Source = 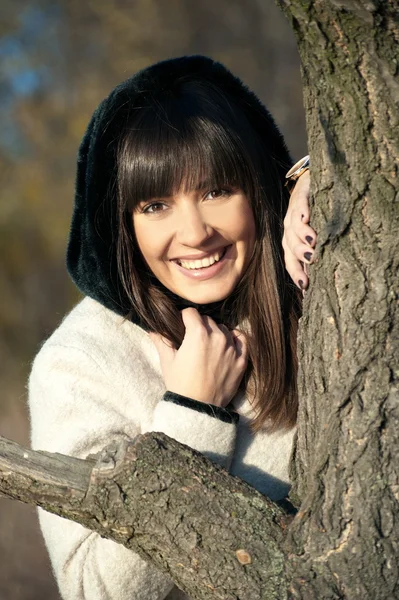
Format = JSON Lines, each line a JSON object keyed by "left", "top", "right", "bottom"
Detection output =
{"left": 1, "top": 2, "right": 398, "bottom": 599}
{"left": 279, "top": 1, "right": 399, "bottom": 598}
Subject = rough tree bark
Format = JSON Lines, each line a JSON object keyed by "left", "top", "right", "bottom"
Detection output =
{"left": 0, "top": 433, "right": 292, "bottom": 600}
{"left": 0, "top": 2, "right": 398, "bottom": 599}
{"left": 279, "top": 1, "right": 399, "bottom": 598}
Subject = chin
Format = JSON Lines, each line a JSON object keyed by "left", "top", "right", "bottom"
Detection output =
{"left": 178, "top": 286, "right": 233, "bottom": 305}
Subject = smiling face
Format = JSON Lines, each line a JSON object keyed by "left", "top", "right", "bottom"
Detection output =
{"left": 116, "top": 77, "right": 264, "bottom": 305}
{"left": 132, "top": 186, "right": 256, "bottom": 303}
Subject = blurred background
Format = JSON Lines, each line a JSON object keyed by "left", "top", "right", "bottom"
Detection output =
{"left": 0, "top": 0, "right": 306, "bottom": 597}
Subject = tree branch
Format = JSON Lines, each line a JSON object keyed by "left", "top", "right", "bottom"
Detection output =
{"left": 0, "top": 433, "right": 293, "bottom": 600}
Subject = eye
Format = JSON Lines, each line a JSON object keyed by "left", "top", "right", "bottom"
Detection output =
{"left": 205, "top": 188, "right": 232, "bottom": 200}
{"left": 142, "top": 202, "right": 167, "bottom": 214}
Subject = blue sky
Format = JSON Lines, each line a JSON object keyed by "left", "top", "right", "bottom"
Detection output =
{"left": 0, "top": 6, "right": 60, "bottom": 156}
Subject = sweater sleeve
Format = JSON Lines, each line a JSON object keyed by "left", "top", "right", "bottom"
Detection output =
{"left": 28, "top": 342, "right": 175, "bottom": 600}
{"left": 149, "top": 391, "right": 239, "bottom": 470}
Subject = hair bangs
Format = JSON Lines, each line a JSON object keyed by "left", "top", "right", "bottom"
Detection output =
{"left": 117, "top": 98, "right": 255, "bottom": 211}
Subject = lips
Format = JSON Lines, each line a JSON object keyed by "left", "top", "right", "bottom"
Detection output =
{"left": 178, "top": 246, "right": 228, "bottom": 270}
{"left": 171, "top": 245, "right": 229, "bottom": 263}
{"left": 171, "top": 244, "right": 232, "bottom": 280}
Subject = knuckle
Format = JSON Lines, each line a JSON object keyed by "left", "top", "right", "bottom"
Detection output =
{"left": 181, "top": 307, "right": 198, "bottom": 319}
{"left": 292, "top": 207, "right": 304, "bottom": 220}
{"left": 294, "top": 242, "right": 305, "bottom": 258}
{"left": 283, "top": 245, "right": 291, "bottom": 259}
{"left": 188, "top": 321, "right": 208, "bottom": 341}
{"left": 237, "top": 356, "right": 248, "bottom": 371}
{"left": 232, "top": 328, "right": 244, "bottom": 339}
{"left": 196, "top": 325, "right": 208, "bottom": 340}
{"left": 215, "top": 327, "right": 229, "bottom": 343}
{"left": 284, "top": 236, "right": 297, "bottom": 254}
{"left": 284, "top": 251, "right": 295, "bottom": 266}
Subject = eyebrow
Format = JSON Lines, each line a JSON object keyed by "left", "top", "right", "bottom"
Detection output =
{"left": 136, "top": 179, "right": 236, "bottom": 206}
{"left": 136, "top": 181, "right": 211, "bottom": 203}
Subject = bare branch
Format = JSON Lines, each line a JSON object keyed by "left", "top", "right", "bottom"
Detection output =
{"left": 0, "top": 433, "right": 292, "bottom": 600}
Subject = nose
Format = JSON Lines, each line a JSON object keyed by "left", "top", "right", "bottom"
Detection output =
{"left": 175, "top": 204, "right": 214, "bottom": 247}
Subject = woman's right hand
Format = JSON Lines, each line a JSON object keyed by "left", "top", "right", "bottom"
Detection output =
{"left": 149, "top": 307, "right": 248, "bottom": 408}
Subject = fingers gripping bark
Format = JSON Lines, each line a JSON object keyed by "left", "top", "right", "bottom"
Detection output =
{"left": 282, "top": 171, "right": 317, "bottom": 290}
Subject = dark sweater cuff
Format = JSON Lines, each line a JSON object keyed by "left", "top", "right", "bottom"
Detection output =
{"left": 163, "top": 391, "right": 239, "bottom": 425}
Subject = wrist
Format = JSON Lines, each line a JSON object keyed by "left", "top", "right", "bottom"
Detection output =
{"left": 166, "top": 386, "right": 225, "bottom": 408}
{"left": 163, "top": 391, "right": 239, "bottom": 425}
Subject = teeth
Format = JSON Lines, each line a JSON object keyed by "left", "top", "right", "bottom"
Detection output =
{"left": 179, "top": 250, "right": 223, "bottom": 270}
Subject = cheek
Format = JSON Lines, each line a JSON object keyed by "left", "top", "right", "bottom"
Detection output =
{"left": 236, "top": 202, "right": 256, "bottom": 245}
{"left": 133, "top": 219, "right": 168, "bottom": 267}
{"left": 237, "top": 207, "right": 256, "bottom": 266}
{"left": 132, "top": 219, "right": 154, "bottom": 265}
{"left": 132, "top": 220, "right": 145, "bottom": 256}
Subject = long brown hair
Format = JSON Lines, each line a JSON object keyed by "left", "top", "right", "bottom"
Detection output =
{"left": 115, "top": 76, "right": 301, "bottom": 432}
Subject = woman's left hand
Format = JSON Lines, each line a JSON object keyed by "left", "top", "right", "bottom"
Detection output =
{"left": 282, "top": 171, "right": 316, "bottom": 291}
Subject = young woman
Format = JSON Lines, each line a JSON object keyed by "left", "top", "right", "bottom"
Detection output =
{"left": 28, "top": 55, "right": 315, "bottom": 600}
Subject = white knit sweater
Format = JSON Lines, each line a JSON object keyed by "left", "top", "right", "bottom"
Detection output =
{"left": 28, "top": 297, "right": 295, "bottom": 600}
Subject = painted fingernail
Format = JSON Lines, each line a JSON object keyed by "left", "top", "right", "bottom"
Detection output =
{"left": 298, "top": 280, "right": 305, "bottom": 290}
{"left": 305, "top": 236, "right": 313, "bottom": 244}
{"left": 304, "top": 252, "right": 313, "bottom": 262}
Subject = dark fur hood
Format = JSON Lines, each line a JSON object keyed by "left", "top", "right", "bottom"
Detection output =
{"left": 66, "top": 55, "right": 292, "bottom": 319}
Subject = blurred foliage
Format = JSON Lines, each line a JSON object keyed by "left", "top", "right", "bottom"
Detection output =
{"left": 1, "top": 2, "right": 305, "bottom": 598}
{"left": 0, "top": 0, "right": 306, "bottom": 411}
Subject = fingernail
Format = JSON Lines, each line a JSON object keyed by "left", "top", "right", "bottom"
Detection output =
{"left": 298, "top": 280, "right": 305, "bottom": 290}
{"left": 304, "top": 251, "right": 313, "bottom": 262}
{"left": 305, "top": 236, "right": 313, "bottom": 244}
